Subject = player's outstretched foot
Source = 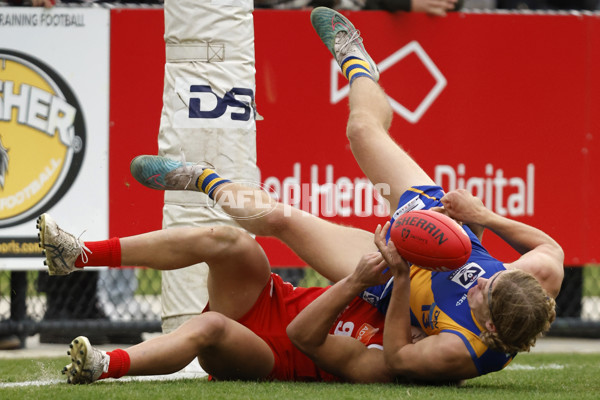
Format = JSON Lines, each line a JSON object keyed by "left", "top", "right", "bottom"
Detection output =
{"left": 63, "top": 336, "right": 109, "bottom": 384}
{"left": 130, "top": 155, "right": 205, "bottom": 191}
{"left": 310, "top": 7, "right": 379, "bottom": 82}
{"left": 37, "top": 214, "right": 89, "bottom": 276}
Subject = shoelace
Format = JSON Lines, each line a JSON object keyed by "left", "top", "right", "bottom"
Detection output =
{"left": 170, "top": 149, "right": 214, "bottom": 190}
{"left": 174, "top": 150, "right": 194, "bottom": 190}
{"left": 45, "top": 228, "right": 92, "bottom": 267}
{"left": 76, "top": 231, "right": 92, "bottom": 264}
{"left": 337, "top": 29, "right": 363, "bottom": 58}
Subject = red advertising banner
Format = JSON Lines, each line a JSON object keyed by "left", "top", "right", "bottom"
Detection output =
{"left": 109, "top": 8, "right": 165, "bottom": 237}
{"left": 109, "top": 10, "right": 599, "bottom": 267}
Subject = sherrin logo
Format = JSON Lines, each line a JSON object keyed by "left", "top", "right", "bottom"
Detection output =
{"left": 0, "top": 49, "right": 85, "bottom": 228}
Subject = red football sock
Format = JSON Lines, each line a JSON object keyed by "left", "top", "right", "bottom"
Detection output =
{"left": 75, "top": 237, "right": 122, "bottom": 268}
{"left": 99, "top": 349, "right": 131, "bottom": 380}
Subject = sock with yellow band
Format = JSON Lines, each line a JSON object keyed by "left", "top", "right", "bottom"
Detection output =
{"left": 196, "top": 169, "right": 231, "bottom": 199}
{"left": 341, "top": 56, "right": 375, "bottom": 84}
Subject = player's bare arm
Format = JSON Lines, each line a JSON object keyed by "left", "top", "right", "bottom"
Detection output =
{"left": 287, "top": 251, "right": 393, "bottom": 383}
{"left": 441, "top": 189, "right": 564, "bottom": 297}
{"left": 381, "top": 269, "right": 480, "bottom": 381}
{"left": 376, "top": 227, "right": 479, "bottom": 380}
{"left": 429, "top": 205, "right": 485, "bottom": 242}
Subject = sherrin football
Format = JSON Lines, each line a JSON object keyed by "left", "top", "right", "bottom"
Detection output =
{"left": 389, "top": 209, "right": 472, "bottom": 272}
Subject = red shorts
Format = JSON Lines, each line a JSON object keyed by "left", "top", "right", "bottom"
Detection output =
{"left": 236, "top": 273, "right": 335, "bottom": 381}
{"left": 207, "top": 273, "right": 385, "bottom": 382}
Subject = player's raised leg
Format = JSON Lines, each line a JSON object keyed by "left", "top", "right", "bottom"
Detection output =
{"left": 37, "top": 213, "right": 270, "bottom": 320}
{"left": 311, "top": 7, "right": 435, "bottom": 213}
{"left": 209, "top": 181, "right": 378, "bottom": 283}
{"left": 130, "top": 157, "right": 376, "bottom": 282}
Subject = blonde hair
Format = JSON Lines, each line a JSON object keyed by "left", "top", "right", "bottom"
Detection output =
{"left": 480, "top": 269, "right": 556, "bottom": 353}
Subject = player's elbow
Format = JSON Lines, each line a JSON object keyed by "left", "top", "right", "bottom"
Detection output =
{"left": 532, "top": 243, "right": 566, "bottom": 297}
{"left": 286, "top": 320, "right": 307, "bottom": 350}
{"left": 551, "top": 243, "right": 565, "bottom": 281}
{"left": 286, "top": 321, "right": 319, "bottom": 354}
{"left": 384, "top": 351, "right": 407, "bottom": 375}
{"left": 553, "top": 242, "right": 565, "bottom": 266}
{"left": 540, "top": 235, "right": 564, "bottom": 263}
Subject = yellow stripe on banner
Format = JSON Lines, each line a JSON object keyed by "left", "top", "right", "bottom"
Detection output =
{"left": 342, "top": 58, "right": 371, "bottom": 77}
{"left": 408, "top": 187, "right": 439, "bottom": 200}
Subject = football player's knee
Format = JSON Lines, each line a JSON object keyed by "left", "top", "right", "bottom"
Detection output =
{"left": 206, "top": 225, "right": 264, "bottom": 261}
{"left": 186, "top": 312, "right": 228, "bottom": 347}
{"left": 346, "top": 113, "right": 376, "bottom": 142}
{"left": 207, "top": 225, "right": 247, "bottom": 249}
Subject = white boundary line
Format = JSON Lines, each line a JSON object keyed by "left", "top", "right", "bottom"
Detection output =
{"left": 0, "top": 372, "right": 207, "bottom": 388}
{"left": 505, "top": 363, "right": 564, "bottom": 371}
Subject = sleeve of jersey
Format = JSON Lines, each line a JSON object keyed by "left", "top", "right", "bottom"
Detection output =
{"left": 441, "top": 329, "right": 514, "bottom": 376}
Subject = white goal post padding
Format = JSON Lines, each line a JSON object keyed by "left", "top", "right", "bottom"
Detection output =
{"left": 158, "top": 0, "right": 259, "bottom": 331}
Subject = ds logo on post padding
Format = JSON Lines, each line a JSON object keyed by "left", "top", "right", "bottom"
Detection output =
{"left": 188, "top": 85, "right": 254, "bottom": 121}
{"left": 0, "top": 49, "right": 86, "bottom": 228}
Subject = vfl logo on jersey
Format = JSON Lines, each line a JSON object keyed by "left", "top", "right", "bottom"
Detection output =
{"left": 189, "top": 85, "right": 254, "bottom": 121}
{"left": 449, "top": 262, "right": 485, "bottom": 289}
{"left": 361, "top": 291, "right": 380, "bottom": 306}
{"left": 0, "top": 50, "right": 86, "bottom": 228}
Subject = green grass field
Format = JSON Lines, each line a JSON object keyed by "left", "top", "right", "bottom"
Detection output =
{"left": 1, "top": 353, "right": 599, "bottom": 399}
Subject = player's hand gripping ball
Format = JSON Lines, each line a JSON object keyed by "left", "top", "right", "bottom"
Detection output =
{"left": 390, "top": 209, "right": 471, "bottom": 272}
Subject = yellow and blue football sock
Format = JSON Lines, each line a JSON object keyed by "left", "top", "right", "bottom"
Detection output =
{"left": 341, "top": 56, "right": 375, "bottom": 84}
{"left": 196, "top": 169, "right": 231, "bottom": 199}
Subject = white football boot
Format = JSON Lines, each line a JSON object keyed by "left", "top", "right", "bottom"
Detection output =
{"left": 37, "top": 214, "right": 91, "bottom": 276}
{"left": 63, "top": 336, "right": 110, "bottom": 384}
